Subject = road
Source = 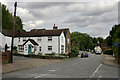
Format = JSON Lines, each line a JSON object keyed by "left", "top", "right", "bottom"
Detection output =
{"left": 2, "top": 53, "right": 118, "bottom": 79}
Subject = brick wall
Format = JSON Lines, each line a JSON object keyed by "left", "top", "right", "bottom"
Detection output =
{"left": 65, "top": 29, "right": 71, "bottom": 54}
{"left": 2, "top": 51, "right": 10, "bottom": 63}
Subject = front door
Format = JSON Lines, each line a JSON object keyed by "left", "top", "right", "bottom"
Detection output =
{"left": 28, "top": 44, "right": 32, "bottom": 54}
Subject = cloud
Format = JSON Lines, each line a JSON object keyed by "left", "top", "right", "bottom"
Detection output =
{"left": 66, "top": 2, "right": 117, "bottom": 16}
{"left": 2, "top": 2, "right": 118, "bottom": 38}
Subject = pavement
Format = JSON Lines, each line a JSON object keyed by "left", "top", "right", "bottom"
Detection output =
{"left": 102, "top": 54, "right": 119, "bottom": 67}
{"left": 2, "top": 56, "right": 61, "bottom": 74}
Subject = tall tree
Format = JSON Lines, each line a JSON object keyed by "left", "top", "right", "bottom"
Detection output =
{"left": 2, "top": 4, "right": 25, "bottom": 31}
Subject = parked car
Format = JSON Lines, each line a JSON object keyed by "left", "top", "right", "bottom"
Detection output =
{"left": 81, "top": 52, "right": 88, "bottom": 58}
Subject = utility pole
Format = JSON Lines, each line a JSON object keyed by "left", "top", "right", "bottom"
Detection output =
{"left": 10, "top": 2, "right": 17, "bottom": 63}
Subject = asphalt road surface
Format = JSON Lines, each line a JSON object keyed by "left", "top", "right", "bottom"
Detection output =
{"left": 2, "top": 53, "right": 118, "bottom": 79}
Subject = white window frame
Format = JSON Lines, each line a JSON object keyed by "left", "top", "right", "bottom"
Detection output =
{"left": 18, "top": 45, "right": 24, "bottom": 52}
{"left": 61, "top": 45, "right": 64, "bottom": 53}
{"left": 48, "top": 46, "right": 52, "bottom": 50}
{"left": 61, "top": 36, "right": 63, "bottom": 42}
{"left": 34, "top": 46, "right": 37, "bottom": 51}
{"left": 19, "top": 38, "right": 20, "bottom": 42}
{"left": 23, "top": 37, "right": 27, "bottom": 42}
{"left": 48, "top": 36, "right": 52, "bottom": 41}
{"left": 37, "top": 37, "right": 42, "bottom": 42}
{"left": 39, "top": 47, "right": 41, "bottom": 51}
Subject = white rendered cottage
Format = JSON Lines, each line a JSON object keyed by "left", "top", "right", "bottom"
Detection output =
{"left": 0, "top": 30, "right": 12, "bottom": 52}
{"left": 14, "top": 24, "right": 71, "bottom": 55}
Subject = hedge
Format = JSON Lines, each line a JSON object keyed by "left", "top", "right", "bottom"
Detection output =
{"left": 103, "top": 49, "right": 113, "bottom": 55}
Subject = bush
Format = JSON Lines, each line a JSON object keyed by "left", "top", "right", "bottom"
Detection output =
{"left": 38, "top": 53, "right": 42, "bottom": 56}
{"left": 13, "top": 46, "right": 17, "bottom": 51}
{"left": 13, "top": 50, "right": 18, "bottom": 55}
{"left": 70, "top": 46, "right": 79, "bottom": 58}
{"left": 45, "top": 53, "right": 55, "bottom": 56}
{"left": 59, "top": 54, "right": 68, "bottom": 57}
{"left": 103, "top": 49, "right": 113, "bottom": 55}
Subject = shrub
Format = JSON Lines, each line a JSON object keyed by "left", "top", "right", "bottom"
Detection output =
{"left": 13, "top": 50, "right": 18, "bottom": 55}
{"left": 38, "top": 53, "right": 42, "bottom": 56}
{"left": 13, "top": 46, "right": 17, "bottom": 51}
{"left": 45, "top": 53, "right": 55, "bottom": 56}
{"left": 70, "top": 46, "right": 79, "bottom": 58}
{"left": 59, "top": 54, "right": 68, "bottom": 57}
{"left": 103, "top": 49, "right": 113, "bottom": 55}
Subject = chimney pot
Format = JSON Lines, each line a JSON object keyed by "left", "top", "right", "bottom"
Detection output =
{"left": 53, "top": 24, "right": 58, "bottom": 30}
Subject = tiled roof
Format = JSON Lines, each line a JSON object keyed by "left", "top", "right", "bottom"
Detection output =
{"left": 23, "top": 39, "right": 38, "bottom": 45}
{"left": 1, "top": 28, "right": 69, "bottom": 37}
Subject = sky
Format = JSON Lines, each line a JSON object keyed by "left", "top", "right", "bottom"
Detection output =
{"left": 1, "top": 0, "right": 119, "bottom": 38}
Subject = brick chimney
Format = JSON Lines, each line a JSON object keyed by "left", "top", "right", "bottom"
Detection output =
{"left": 53, "top": 24, "right": 58, "bottom": 30}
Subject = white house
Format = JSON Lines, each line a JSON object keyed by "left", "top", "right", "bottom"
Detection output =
{"left": 13, "top": 24, "right": 71, "bottom": 55}
{"left": 0, "top": 30, "right": 12, "bottom": 52}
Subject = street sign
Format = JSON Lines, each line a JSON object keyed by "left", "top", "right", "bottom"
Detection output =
{"left": 113, "top": 43, "right": 119, "bottom": 46}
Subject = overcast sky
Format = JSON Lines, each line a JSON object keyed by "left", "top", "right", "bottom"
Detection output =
{"left": 1, "top": 0, "right": 119, "bottom": 38}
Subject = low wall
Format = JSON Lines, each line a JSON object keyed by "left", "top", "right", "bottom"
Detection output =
{"left": 2, "top": 51, "right": 10, "bottom": 63}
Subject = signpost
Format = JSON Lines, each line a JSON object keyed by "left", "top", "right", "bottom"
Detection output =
{"left": 113, "top": 43, "right": 119, "bottom": 46}
{"left": 10, "top": 2, "right": 17, "bottom": 63}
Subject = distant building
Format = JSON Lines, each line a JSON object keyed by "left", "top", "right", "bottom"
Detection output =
{"left": 99, "top": 43, "right": 111, "bottom": 52}
{"left": 94, "top": 41, "right": 111, "bottom": 54}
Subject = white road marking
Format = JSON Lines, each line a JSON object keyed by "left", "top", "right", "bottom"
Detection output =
{"left": 48, "top": 70, "right": 56, "bottom": 72}
{"left": 34, "top": 72, "right": 50, "bottom": 78}
{"left": 99, "top": 75, "right": 102, "bottom": 78}
{"left": 34, "top": 70, "right": 56, "bottom": 78}
{"left": 90, "top": 63, "right": 102, "bottom": 78}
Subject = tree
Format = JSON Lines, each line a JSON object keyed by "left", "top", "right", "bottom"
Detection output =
{"left": 70, "top": 32, "right": 94, "bottom": 51}
{"left": 2, "top": 4, "right": 25, "bottom": 31}
{"left": 2, "top": 4, "right": 13, "bottom": 29}
{"left": 105, "top": 24, "right": 120, "bottom": 60}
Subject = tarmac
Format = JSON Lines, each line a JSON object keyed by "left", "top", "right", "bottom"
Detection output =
{"left": 2, "top": 56, "right": 61, "bottom": 74}
{"left": 1, "top": 54, "right": 119, "bottom": 74}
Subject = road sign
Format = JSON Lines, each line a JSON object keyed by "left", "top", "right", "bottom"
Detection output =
{"left": 113, "top": 43, "right": 119, "bottom": 46}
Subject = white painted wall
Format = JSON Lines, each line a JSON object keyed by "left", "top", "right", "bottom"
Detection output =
{"left": 5, "top": 36, "right": 12, "bottom": 50}
{"left": 14, "top": 31, "right": 66, "bottom": 55}
{"left": 0, "top": 32, "right": 5, "bottom": 52}
{"left": 0, "top": 32, "right": 12, "bottom": 52}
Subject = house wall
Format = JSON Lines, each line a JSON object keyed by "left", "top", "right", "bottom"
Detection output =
{"left": 60, "top": 31, "right": 66, "bottom": 54}
{"left": 0, "top": 32, "right": 5, "bottom": 52}
{"left": 0, "top": 32, "right": 11, "bottom": 52}
{"left": 5, "top": 36, "right": 12, "bottom": 51}
{"left": 14, "top": 34, "right": 66, "bottom": 54}
{"left": 65, "top": 30, "right": 71, "bottom": 54}
{"left": 24, "top": 41, "right": 34, "bottom": 55}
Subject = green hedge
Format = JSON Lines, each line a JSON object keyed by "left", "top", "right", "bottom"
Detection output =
{"left": 103, "top": 49, "right": 113, "bottom": 55}
{"left": 45, "top": 53, "right": 55, "bottom": 56}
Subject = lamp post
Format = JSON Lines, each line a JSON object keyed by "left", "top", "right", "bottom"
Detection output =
{"left": 10, "top": 2, "right": 17, "bottom": 63}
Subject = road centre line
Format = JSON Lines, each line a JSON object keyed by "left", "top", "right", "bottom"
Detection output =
{"left": 90, "top": 63, "right": 102, "bottom": 78}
